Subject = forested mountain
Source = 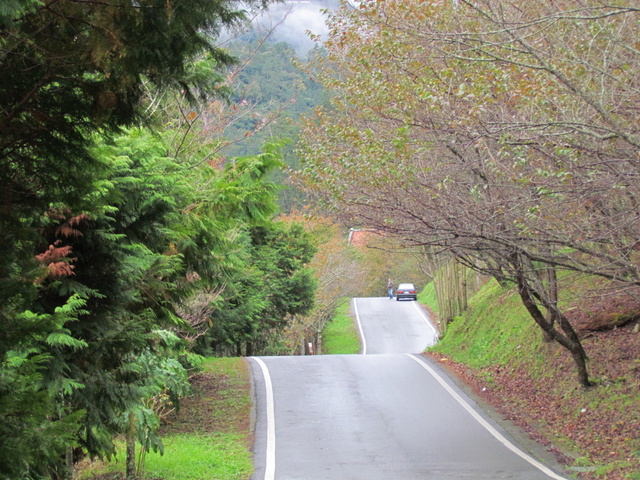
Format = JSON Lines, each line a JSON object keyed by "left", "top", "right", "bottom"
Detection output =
{"left": 221, "top": 39, "right": 328, "bottom": 211}
{"left": 224, "top": 41, "right": 326, "bottom": 158}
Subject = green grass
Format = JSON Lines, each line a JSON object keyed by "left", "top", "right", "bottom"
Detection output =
{"left": 138, "top": 433, "right": 251, "bottom": 480}
{"left": 417, "top": 281, "right": 439, "bottom": 315}
{"left": 76, "top": 357, "right": 253, "bottom": 480}
{"left": 79, "top": 433, "right": 252, "bottom": 480}
{"left": 428, "top": 279, "right": 542, "bottom": 370}
{"left": 322, "top": 299, "right": 361, "bottom": 354}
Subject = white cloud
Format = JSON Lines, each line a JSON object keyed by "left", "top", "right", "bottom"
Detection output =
{"left": 254, "top": 0, "right": 340, "bottom": 56}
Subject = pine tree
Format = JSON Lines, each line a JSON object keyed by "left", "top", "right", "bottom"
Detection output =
{"left": 0, "top": 0, "right": 275, "bottom": 473}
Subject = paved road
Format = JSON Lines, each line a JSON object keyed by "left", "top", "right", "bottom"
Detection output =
{"left": 249, "top": 297, "right": 570, "bottom": 480}
{"left": 353, "top": 297, "right": 439, "bottom": 354}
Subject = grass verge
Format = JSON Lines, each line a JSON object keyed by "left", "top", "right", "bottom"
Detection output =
{"left": 75, "top": 357, "right": 253, "bottom": 480}
{"left": 417, "top": 281, "right": 439, "bottom": 316}
{"left": 322, "top": 299, "right": 360, "bottom": 354}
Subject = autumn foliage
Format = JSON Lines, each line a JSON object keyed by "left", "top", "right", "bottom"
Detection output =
{"left": 297, "top": 0, "right": 640, "bottom": 387}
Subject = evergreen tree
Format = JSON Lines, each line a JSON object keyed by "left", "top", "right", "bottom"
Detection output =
{"left": 0, "top": 1, "right": 324, "bottom": 475}
{"left": 200, "top": 221, "right": 317, "bottom": 357}
{"left": 0, "top": 0, "right": 272, "bottom": 469}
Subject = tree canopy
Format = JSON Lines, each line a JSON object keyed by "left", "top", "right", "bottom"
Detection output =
{"left": 0, "top": 0, "right": 320, "bottom": 477}
{"left": 298, "top": 0, "right": 640, "bottom": 386}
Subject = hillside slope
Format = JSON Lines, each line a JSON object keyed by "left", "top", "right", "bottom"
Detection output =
{"left": 427, "top": 280, "right": 640, "bottom": 480}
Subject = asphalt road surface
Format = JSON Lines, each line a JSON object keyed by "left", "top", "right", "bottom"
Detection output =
{"left": 249, "top": 297, "right": 571, "bottom": 480}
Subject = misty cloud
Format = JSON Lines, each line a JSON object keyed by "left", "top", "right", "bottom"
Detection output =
{"left": 254, "top": 0, "right": 342, "bottom": 56}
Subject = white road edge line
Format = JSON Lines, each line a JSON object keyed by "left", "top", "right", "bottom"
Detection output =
{"left": 353, "top": 298, "right": 367, "bottom": 355}
{"left": 406, "top": 354, "right": 568, "bottom": 480}
{"left": 253, "top": 357, "right": 276, "bottom": 480}
{"left": 410, "top": 300, "right": 438, "bottom": 339}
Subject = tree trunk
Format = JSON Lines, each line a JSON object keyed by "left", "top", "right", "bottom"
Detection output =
{"left": 516, "top": 271, "right": 592, "bottom": 387}
{"left": 554, "top": 307, "right": 590, "bottom": 386}
{"left": 316, "top": 329, "right": 323, "bottom": 355}
{"left": 542, "top": 266, "right": 558, "bottom": 343}
{"left": 126, "top": 412, "right": 137, "bottom": 480}
{"left": 433, "top": 258, "right": 471, "bottom": 335}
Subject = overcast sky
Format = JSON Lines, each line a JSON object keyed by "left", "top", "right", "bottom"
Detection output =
{"left": 254, "top": 0, "right": 343, "bottom": 56}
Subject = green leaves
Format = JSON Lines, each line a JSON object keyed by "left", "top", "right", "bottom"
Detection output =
{"left": 0, "top": 294, "right": 89, "bottom": 478}
{"left": 45, "top": 332, "right": 88, "bottom": 351}
{"left": 0, "top": 0, "right": 319, "bottom": 473}
{"left": 199, "top": 220, "right": 317, "bottom": 356}
{"left": 0, "top": 0, "right": 40, "bottom": 27}
{"left": 213, "top": 140, "right": 287, "bottom": 223}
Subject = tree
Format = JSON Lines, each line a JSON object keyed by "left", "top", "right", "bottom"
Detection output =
{"left": 35, "top": 130, "right": 211, "bottom": 468}
{"left": 297, "top": 0, "right": 640, "bottom": 387}
{"left": 0, "top": 297, "right": 87, "bottom": 479}
{"left": 0, "top": 0, "right": 260, "bottom": 218}
{"left": 1, "top": 0, "right": 283, "bottom": 475}
{"left": 199, "top": 219, "right": 317, "bottom": 357}
{"left": 282, "top": 216, "right": 369, "bottom": 355}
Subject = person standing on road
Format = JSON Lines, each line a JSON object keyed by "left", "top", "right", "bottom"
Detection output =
{"left": 387, "top": 278, "right": 394, "bottom": 300}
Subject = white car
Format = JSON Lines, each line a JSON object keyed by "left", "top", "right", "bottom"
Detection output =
{"left": 395, "top": 283, "right": 417, "bottom": 301}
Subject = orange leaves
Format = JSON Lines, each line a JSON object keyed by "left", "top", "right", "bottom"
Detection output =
{"left": 55, "top": 212, "right": 89, "bottom": 239}
{"left": 35, "top": 241, "right": 76, "bottom": 281}
{"left": 36, "top": 241, "right": 73, "bottom": 266}
{"left": 35, "top": 210, "right": 91, "bottom": 281}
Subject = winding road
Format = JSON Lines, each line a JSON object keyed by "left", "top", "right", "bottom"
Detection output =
{"left": 249, "top": 297, "right": 571, "bottom": 480}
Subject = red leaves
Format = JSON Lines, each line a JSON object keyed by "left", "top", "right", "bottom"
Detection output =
{"left": 35, "top": 210, "right": 90, "bottom": 281}
{"left": 35, "top": 241, "right": 76, "bottom": 280}
{"left": 55, "top": 212, "right": 89, "bottom": 239}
